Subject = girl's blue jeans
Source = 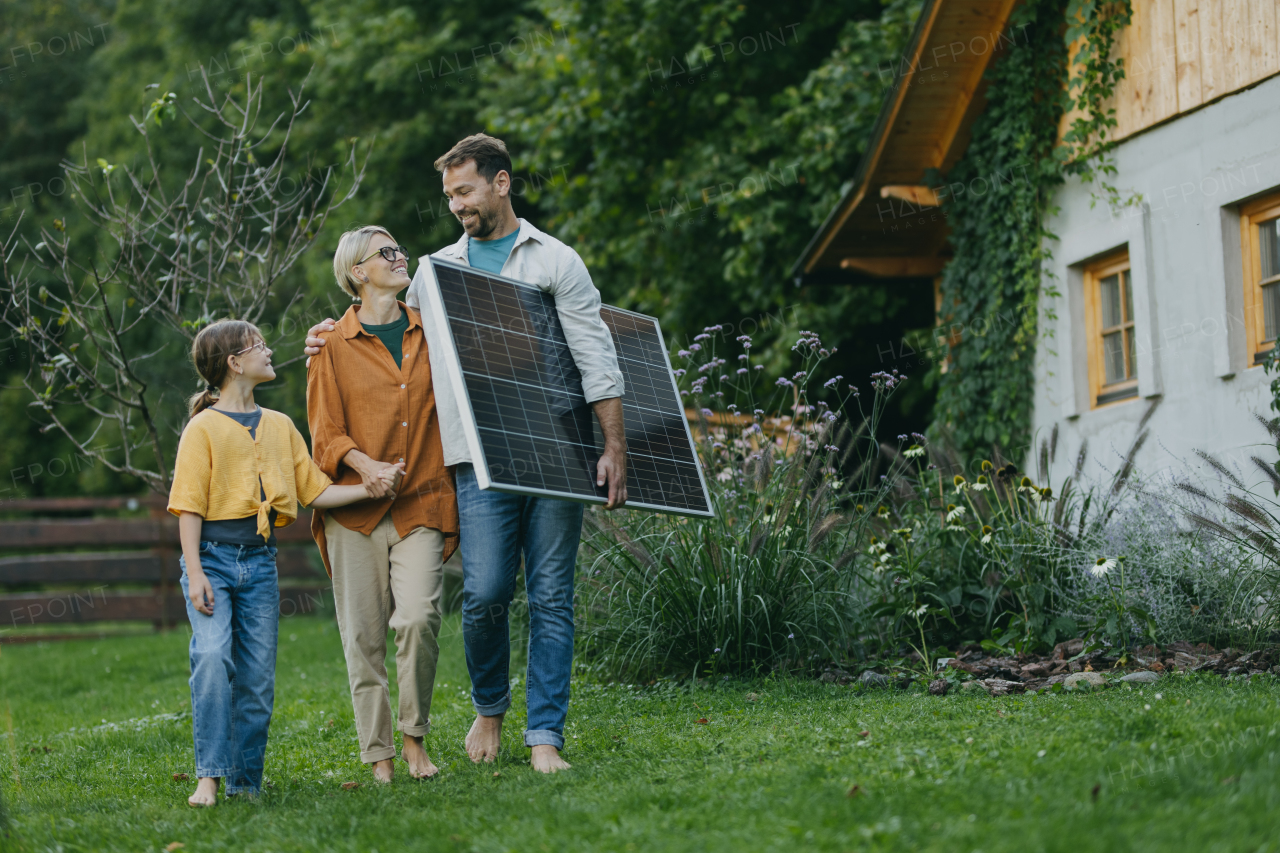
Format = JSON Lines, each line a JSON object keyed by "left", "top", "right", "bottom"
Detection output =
{"left": 180, "top": 541, "right": 279, "bottom": 795}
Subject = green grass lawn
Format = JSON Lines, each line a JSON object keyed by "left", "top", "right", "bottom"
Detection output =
{"left": 1, "top": 615, "right": 1278, "bottom": 853}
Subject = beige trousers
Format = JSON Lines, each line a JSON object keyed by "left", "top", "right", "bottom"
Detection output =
{"left": 325, "top": 514, "right": 444, "bottom": 763}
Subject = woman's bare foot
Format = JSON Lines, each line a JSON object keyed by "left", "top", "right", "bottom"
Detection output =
{"left": 530, "top": 745, "right": 571, "bottom": 774}
{"left": 465, "top": 712, "right": 503, "bottom": 763}
{"left": 372, "top": 758, "right": 394, "bottom": 783}
{"left": 402, "top": 734, "right": 440, "bottom": 778}
{"left": 187, "top": 776, "right": 219, "bottom": 807}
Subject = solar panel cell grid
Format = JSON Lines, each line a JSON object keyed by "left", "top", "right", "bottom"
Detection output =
{"left": 426, "top": 258, "right": 712, "bottom": 517}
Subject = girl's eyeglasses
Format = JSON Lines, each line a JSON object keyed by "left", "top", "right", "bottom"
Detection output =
{"left": 234, "top": 341, "right": 270, "bottom": 357}
{"left": 357, "top": 245, "right": 409, "bottom": 265}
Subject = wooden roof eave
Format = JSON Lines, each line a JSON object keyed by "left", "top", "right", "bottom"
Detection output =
{"left": 791, "top": 0, "right": 944, "bottom": 280}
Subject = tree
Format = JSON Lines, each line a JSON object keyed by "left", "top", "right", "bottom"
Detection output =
{"left": 0, "top": 70, "right": 366, "bottom": 491}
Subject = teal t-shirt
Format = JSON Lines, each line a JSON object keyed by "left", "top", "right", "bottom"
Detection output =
{"left": 361, "top": 308, "right": 409, "bottom": 367}
{"left": 467, "top": 229, "right": 519, "bottom": 274}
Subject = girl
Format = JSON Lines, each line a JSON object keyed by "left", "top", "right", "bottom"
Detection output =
{"left": 167, "top": 319, "right": 402, "bottom": 807}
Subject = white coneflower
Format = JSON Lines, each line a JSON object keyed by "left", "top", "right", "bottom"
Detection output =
{"left": 946, "top": 504, "right": 966, "bottom": 523}
{"left": 980, "top": 525, "right": 994, "bottom": 545}
{"left": 1018, "top": 476, "right": 1037, "bottom": 494}
{"left": 953, "top": 474, "right": 968, "bottom": 494}
{"left": 912, "top": 604, "right": 928, "bottom": 617}
{"left": 904, "top": 444, "right": 925, "bottom": 458}
{"left": 972, "top": 475, "right": 991, "bottom": 492}
{"left": 1091, "top": 557, "right": 1116, "bottom": 577}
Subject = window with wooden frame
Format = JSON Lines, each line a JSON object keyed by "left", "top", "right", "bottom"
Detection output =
{"left": 1241, "top": 194, "right": 1280, "bottom": 366}
{"left": 1082, "top": 250, "right": 1138, "bottom": 408}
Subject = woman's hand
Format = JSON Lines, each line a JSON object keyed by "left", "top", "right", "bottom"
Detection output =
{"left": 371, "top": 461, "right": 406, "bottom": 499}
{"left": 187, "top": 568, "right": 215, "bottom": 616}
{"left": 344, "top": 449, "right": 397, "bottom": 499}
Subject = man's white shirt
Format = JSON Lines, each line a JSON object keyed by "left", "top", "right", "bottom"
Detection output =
{"left": 406, "top": 218, "right": 625, "bottom": 467}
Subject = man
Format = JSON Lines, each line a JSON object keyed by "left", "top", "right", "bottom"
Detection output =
{"left": 305, "top": 133, "right": 627, "bottom": 773}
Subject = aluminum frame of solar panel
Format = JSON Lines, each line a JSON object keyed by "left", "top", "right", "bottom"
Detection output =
{"left": 420, "top": 256, "right": 714, "bottom": 517}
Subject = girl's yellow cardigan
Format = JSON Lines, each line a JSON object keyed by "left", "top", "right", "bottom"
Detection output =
{"left": 167, "top": 407, "right": 333, "bottom": 542}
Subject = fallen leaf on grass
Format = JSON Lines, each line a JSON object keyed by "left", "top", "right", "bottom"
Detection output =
{"left": 492, "top": 771, "right": 501, "bottom": 778}
{"left": 172, "top": 773, "right": 189, "bottom": 781}
{"left": 846, "top": 784, "right": 861, "bottom": 798}
{"left": 341, "top": 781, "right": 359, "bottom": 790}
{"left": 696, "top": 718, "right": 709, "bottom": 725}
{"left": 859, "top": 730, "right": 869, "bottom": 738}
{"left": 165, "top": 844, "right": 185, "bottom": 852}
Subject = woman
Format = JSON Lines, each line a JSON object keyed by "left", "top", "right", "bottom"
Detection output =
{"left": 308, "top": 225, "right": 459, "bottom": 782}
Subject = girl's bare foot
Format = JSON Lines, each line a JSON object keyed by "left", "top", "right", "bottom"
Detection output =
{"left": 530, "top": 745, "right": 571, "bottom": 773}
{"left": 372, "top": 758, "right": 394, "bottom": 783}
{"left": 402, "top": 734, "right": 440, "bottom": 778}
{"left": 187, "top": 776, "right": 220, "bottom": 807}
{"left": 465, "top": 713, "right": 503, "bottom": 763}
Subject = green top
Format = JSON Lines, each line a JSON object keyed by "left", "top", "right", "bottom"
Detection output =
{"left": 467, "top": 228, "right": 519, "bottom": 274}
{"left": 361, "top": 307, "right": 409, "bottom": 367}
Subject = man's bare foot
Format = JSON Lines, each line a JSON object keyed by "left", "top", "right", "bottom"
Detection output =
{"left": 402, "top": 734, "right": 440, "bottom": 778}
{"left": 465, "top": 713, "right": 503, "bottom": 763}
{"left": 372, "top": 758, "right": 394, "bottom": 783}
{"left": 530, "top": 745, "right": 571, "bottom": 774}
{"left": 187, "top": 776, "right": 219, "bottom": 807}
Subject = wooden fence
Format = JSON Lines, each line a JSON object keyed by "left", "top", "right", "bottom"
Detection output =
{"left": 0, "top": 495, "right": 331, "bottom": 642}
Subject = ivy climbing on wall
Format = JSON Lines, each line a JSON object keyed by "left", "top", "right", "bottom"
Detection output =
{"left": 929, "top": 0, "right": 1133, "bottom": 463}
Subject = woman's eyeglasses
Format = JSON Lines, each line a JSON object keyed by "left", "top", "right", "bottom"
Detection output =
{"left": 357, "top": 245, "right": 409, "bottom": 265}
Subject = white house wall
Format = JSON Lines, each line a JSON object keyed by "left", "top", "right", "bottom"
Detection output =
{"left": 1036, "top": 73, "right": 1280, "bottom": 487}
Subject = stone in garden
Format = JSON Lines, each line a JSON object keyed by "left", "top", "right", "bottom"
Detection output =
{"left": 1119, "top": 670, "right": 1159, "bottom": 684}
{"left": 1052, "top": 639, "right": 1084, "bottom": 660}
{"left": 960, "top": 680, "right": 990, "bottom": 694}
{"left": 928, "top": 679, "right": 949, "bottom": 696}
{"left": 981, "top": 679, "right": 1025, "bottom": 696}
{"left": 1064, "top": 672, "right": 1106, "bottom": 691}
{"left": 859, "top": 671, "right": 890, "bottom": 688}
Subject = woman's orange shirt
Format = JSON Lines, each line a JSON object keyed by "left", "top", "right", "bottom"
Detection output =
{"left": 306, "top": 303, "right": 459, "bottom": 575}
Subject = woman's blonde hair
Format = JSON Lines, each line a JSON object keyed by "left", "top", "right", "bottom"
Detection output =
{"left": 332, "top": 225, "right": 396, "bottom": 299}
{"left": 187, "top": 319, "right": 260, "bottom": 417}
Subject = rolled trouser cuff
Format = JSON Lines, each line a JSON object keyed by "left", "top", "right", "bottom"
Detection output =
{"left": 360, "top": 745, "right": 397, "bottom": 764}
{"left": 472, "top": 690, "right": 511, "bottom": 717}
{"left": 524, "top": 729, "right": 564, "bottom": 749}
{"left": 399, "top": 721, "right": 431, "bottom": 737}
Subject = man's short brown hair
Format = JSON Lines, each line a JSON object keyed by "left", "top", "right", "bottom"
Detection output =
{"left": 433, "top": 133, "right": 513, "bottom": 184}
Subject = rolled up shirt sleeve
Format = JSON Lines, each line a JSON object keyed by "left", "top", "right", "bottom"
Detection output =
{"left": 551, "top": 249, "right": 625, "bottom": 403}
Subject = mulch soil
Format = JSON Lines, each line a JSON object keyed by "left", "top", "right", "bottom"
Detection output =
{"left": 820, "top": 640, "right": 1280, "bottom": 695}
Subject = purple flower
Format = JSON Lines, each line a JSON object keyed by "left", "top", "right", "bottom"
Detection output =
{"left": 714, "top": 648, "right": 721, "bottom": 653}
{"left": 704, "top": 324, "right": 724, "bottom": 333}
{"left": 775, "top": 377, "right": 793, "bottom": 387}
{"left": 678, "top": 349, "right": 691, "bottom": 359}
{"left": 736, "top": 334, "right": 751, "bottom": 344}
{"left": 719, "top": 375, "right": 729, "bottom": 382}
{"left": 787, "top": 633, "right": 795, "bottom": 639}
{"left": 737, "top": 368, "right": 748, "bottom": 375}
{"left": 674, "top": 368, "right": 686, "bottom": 377}
{"left": 690, "top": 343, "right": 702, "bottom": 352}
{"left": 754, "top": 365, "right": 763, "bottom": 371}
{"left": 694, "top": 333, "right": 710, "bottom": 342}
{"left": 792, "top": 371, "right": 807, "bottom": 382}
{"left": 701, "top": 408, "right": 713, "bottom": 416}
{"left": 754, "top": 409, "right": 764, "bottom": 416}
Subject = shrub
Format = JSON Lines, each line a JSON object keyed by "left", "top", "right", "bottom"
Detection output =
{"left": 576, "top": 327, "right": 890, "bottom": 679}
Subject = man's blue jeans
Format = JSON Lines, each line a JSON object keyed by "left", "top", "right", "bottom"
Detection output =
{"left": 456, "top": 464, "right": 583, "bottom": 749}
{"left": 180, "top": 541, "right": 279, "bottom": 795}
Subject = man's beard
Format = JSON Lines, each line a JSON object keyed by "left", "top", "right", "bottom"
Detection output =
{"left": 459, "top": 205, "right": 499, "bottom": 239}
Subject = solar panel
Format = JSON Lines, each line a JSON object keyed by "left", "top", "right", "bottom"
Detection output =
{"left": 420, "top": 257, "right": 713, "bottom": 517}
